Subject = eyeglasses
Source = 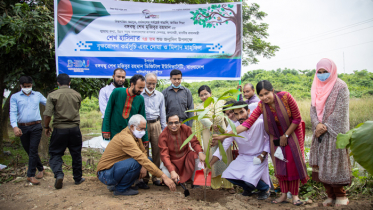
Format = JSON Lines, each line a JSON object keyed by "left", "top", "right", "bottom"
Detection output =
{"left": 146, "top": 82, "right": 157, "bottom": 86}
{"left": 167, "top": 121, "right": 180, "bottom": 126}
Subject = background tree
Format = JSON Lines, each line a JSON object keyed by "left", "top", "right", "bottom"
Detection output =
{"left": 0, "top": 0, "right": 108, "bottom": 157}
{"left": 191, "top": 3, "right": 242, "bottom": 57}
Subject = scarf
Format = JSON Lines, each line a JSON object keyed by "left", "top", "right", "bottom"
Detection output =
{"left": 311, "top": 58, "right": 338, "bottom": 122}
{"left": 263, "top": 92, "right": 308, "bottom": 183}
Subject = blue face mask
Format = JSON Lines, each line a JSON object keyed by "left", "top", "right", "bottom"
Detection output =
{"left": 172, "top": 84, "right": 181, "bottom": 89}
{"left": 317, "top": 73, "right": 330, "bottom": 82}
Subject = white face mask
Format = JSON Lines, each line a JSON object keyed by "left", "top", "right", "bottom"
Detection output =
{"left": 274, "top": 147, "right": 288, "bottom": 162}
{"left": 22, "top": 88, "right": 32, "bottom": 94}
{"left": 132, "top": 127, "right": 146, "bottom": 139}
{"left": 145, "top": 87, "right": 154, "bottom": 94}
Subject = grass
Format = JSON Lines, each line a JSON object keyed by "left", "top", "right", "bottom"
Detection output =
{"left": 80, "top": 110, "right": 102, "bottom": 135}
{"left": 297, "top": 97, "right": 373, "bottom": 131}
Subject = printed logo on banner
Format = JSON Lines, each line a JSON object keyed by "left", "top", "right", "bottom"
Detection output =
{"left": 206, "top": 43, "right": 224, "bottom": 54}
{"left": 75, "top": 41, "right": 92, "bottom": 51}
{"left": 142, "top": 9, "right": 159, "bottom": 19}
{"left": 67, "top": 59, "right": 90, "bottom": 72}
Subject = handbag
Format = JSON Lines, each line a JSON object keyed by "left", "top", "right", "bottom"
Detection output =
{"left": 232, "top": 141, "right": 239, "bottom": 160}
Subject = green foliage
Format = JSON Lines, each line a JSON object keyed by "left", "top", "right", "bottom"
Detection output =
{"left": 336, "top": 121, "right": 373, "bottom": 174}
{"left": 188, "top": 69, "right": 373, "bottom": 104}
{"left": 81, "top": 97, "right": 100, "bottom": 113}
{"left": 181, "top": 89, "right": 249, "bottom": 168}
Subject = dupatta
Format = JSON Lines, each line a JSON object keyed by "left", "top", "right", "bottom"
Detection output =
{"left": 263, "top": 93, "right": 308, "bottom": 183}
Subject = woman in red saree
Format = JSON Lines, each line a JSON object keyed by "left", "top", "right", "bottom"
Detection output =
{"left": 213, "top": 80, "right": 308, "bottom": 206}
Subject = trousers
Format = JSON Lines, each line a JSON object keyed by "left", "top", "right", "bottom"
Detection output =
{"left": 19, "top": 123, "right": 44, "bottom": 177}
{"left": 227, "top": 179, "right": 269, "bottom": 192}
{"left": 49, "top": 126, "right": 82, "bottom": 181}
{"left": 98, "top": 157, "right": 153, "bottom": 192}
{"left": 323, "top": 183, "right": 346, "bottom": 198}
{"left": 144, "top": 121, "right": 162, "bottom": 183}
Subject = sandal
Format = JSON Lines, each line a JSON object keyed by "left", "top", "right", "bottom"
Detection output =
{"left": 322, "top": 198, "right": 334, "bottom": 207}
{"left": 335, "top": 198, "right": 349, "bottom": 207}
{"left": 271, "top": 200, "right": 289, "bottom": 204}
{"left": 293, "top": 200, "right": 303, "bottom": 206}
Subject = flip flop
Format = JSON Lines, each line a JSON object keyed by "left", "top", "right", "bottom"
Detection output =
{"left": 271, "top": 200, "right": 289, "bottom": 204}
{"left": 322, "top": 198, "right": 334, "bottom": 207}
{"left": 335, "top": 198, "right": 349, "bottom": 207}
{"left": 293, "top": 200, "right": 303, "bottom": 206}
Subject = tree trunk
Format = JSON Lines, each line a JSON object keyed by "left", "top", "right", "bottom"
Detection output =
{"left": 232, "top": 4, "right": 242, "bottom": 58}
{"left": 38, "top": 104, "right": 49, "bottom": 160}
{"left": 0, "top": 84, "right": 19, "bottom": 140}
{"left": 3, "top": 121, "right": 9, "bottom": 139}
{"left": 0, "top": 74, "right": 4, "bottom": 156}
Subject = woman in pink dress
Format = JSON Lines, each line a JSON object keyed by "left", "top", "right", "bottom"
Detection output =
{"left": 213, "top": 80, "right": 308, "bottom": 206}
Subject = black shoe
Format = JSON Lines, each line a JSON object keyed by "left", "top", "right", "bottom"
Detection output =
{"left": 113, "top": 188, "right": 139, "bottom": 196}
{"left": 257, "top": 191, "right": 270, "bottom": 200}
{"left": 55, "top": 177, "right": 64, "bottom": 189}
{"left": 131, "top": 185, "right": 139, "bottom": 190}
{"left": 153, "top": 180, "right": 163, "bottom": 186}
{"left": 75, "top": 178, "right": 86, "bottom": 185}
{"left": 136, "top": 181, "right": 150, "bottom": 189}
{"left": 107, "top": 185, "right": 115, "bottom": 192}
{"left": 242, "top": 190, "right": 253, "bottom": 196}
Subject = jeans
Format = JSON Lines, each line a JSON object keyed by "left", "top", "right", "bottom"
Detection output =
{"left": 19, "top": 123, "right": 44, "bottom": 177}
{"left": 98, "top": 157, "right": 153, "bottom": 192}
{"left": 49, "top": 126, "right": 82, "bottom": 181}
{"left": 227, "top": 179, "right": 269, "bottom": 192}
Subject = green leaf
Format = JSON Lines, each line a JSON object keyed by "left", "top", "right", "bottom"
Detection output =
{"left": 221, "top": 103, "right": 234, "bottom": 108}
{"left": 223, "top": 104, "right": 248, "bottom": 111}
{"left": 198, "top": 108, "right": 210, "bottom": 121}
{"left": 218, "top": 96, "right": 234, "bottom": 101}
{"left": 219, "top": 133, "right": 244, "bottom": 138}
{"left": 336, "top": 122, "right": 364, "bottom": 149}
{"left": 179, "top": 131, "right": 198, "bottom": 150}
{"left": 224, "top": 116, "right": 237, "bottom": 135}
{"left": 350, "top": 121, "right": 373, "bottom": 174}
{"left": 185, "top": 108, "right": 206, "bottom": 113}
{"left": 336, "top": 130, "right": 353, "bottom": 149}
{"left": 205, "top": 141, "right": 211, "bottom": 169}
{"left": 182, "top": 115, "right": 209, "bottom": 124}
{"left": 204, "top": 97, "right": 214, "bottom": 108}
{"left": 218, "top": 140, "right": 228, "bottom": 164}
{"left": 217, "top": 125, "right": 225, "bottom": 134}
{"left": 217, "top": 89, "right": 240, "bottom": 101}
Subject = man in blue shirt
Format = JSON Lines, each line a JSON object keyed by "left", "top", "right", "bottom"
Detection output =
{"left": 10, "top": 76, "right": 47, "bottom": 185}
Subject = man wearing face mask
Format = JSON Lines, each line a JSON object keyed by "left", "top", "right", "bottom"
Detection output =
{"left": 102, "top": 74, "right": 150, "bottom": 188}
{"left": 97, "top": 114, "right": 176, "bottom": 196}
{"left": 10, "top": 76, "right": 47, "bottom": 185}
{"left": 140, "top": 73, "right": 167, "bottom": 186}
{"left": 99, "top": 68, "right": 126, "bottom": 119}
{"left": 162, "top": 69, "right": 194, "bottom": 127}
{"left": 207, "top": 101, "right": 271, "bottom": 200}
{"left": 158, "top": 114, "right": 205, "bottom": 185}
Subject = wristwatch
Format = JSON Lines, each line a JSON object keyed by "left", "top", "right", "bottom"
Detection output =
{"left": 260, "top": 154, "right": 265, "bottom": 158}
{"left": 284, "top": 134, "right": 289, "bottom": 138}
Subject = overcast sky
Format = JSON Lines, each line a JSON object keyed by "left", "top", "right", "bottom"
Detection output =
{"left": 241, "top": 0, "right": 373, "bottom": 75}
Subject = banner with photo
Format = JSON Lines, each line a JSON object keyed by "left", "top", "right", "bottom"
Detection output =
{"left": 55, "top": 0, "right": 242, "bottom": 79}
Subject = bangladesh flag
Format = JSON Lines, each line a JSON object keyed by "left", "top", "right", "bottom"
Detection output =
{"left": 57, "top": 0, "right": 110, "bottom": 46}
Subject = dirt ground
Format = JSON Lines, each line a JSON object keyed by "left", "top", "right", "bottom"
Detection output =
{"left": 0, "top": 171, "right": 372, "bottom": 210}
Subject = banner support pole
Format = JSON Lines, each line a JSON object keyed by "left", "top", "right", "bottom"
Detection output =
{"left": 237, "top": 0, "right": 242, "bottom": 101}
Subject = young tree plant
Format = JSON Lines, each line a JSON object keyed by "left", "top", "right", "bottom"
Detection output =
{"left": 179, "top": 89, "right": 247, "bottom": 169}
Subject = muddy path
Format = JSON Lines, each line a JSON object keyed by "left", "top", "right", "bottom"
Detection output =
{"left": 1, "top": 171, "right": 372, "bottom": 210}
